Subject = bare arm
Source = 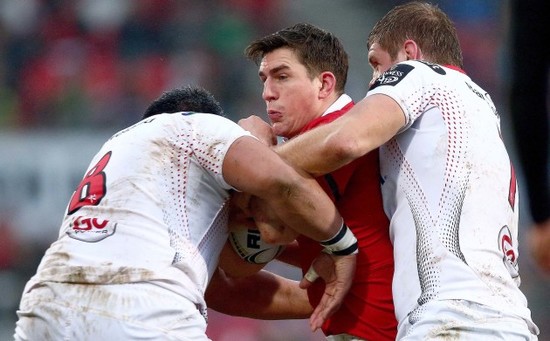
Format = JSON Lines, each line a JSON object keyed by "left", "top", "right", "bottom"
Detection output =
{"left": 217, "top": 240, "right": 267, "bottom": 278}
{"left": 274, "top": 94, "right": 406, "bottom": 177}
{"left": 222, "top": 135, "right": 342, "bottom": 242}
{"left": 209, "top": 236, "right": 311, "bottom": 319}
{"left": 275, "top": 241, "right": 302, "bottom": 268}
{"left": 222, "top": 135, "right": 357, "bottom": 330}
{"left": 206, "top": 267, "right": 313, "bottom": 319}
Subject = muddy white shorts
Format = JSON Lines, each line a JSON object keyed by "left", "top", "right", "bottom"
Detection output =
{"left": 14, "top": 281, "right": 209, "bottom": 341}
{"left": 398, "top": 299, "right": 538, "bottom": 340}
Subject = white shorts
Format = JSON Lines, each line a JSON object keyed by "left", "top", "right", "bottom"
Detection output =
{"left": 14, "top": 281, "right": 209, "bottom": 341}
{"left": 399, "top": 299, "right": 538, "bottom": 340}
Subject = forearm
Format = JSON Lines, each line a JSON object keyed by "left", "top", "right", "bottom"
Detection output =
{"left": 276, "top": 241, "right": 302, "bottom": 268}
{"left": 275, "top": 94, "right": 405, "bottom": 177}
{"left": 275, "top": 121, "right": 357, "bottom": 177}
{"left": 223, "top": 136, "right": 343, "bottom": 242}
{"left": 206, "top": 268, "right": 313, "bottom": 319}
{"left": 217, "top": 241, "right": 267, "bottom": 278}
{"left": 256, "top": 175, "right": 343, "bottom": 242}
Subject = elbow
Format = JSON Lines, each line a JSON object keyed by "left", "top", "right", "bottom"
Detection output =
{"left": 325, "top": 130, "right": 364, "bottom": 167}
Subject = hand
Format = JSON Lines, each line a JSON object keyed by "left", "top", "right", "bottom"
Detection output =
{"left": 299, "top": 251, "right": 356, "bottom": 331}
{"left": 229, "top": 192, "right": 294, "bottom": 241}
{"left": 528, "top": 218, "right": 550, "bottom": 272}
{"left": 249, "top": 196, "right": 299, "bottom": 245}
{"left": 238, "top": 115, "right": 277, "bottom": 146}
{"left": 228, "top": 192, "right": 255, "bottom": 231}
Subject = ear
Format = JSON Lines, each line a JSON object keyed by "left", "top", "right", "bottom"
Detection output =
{"left": 317, "top": 71, "right": 337, "bottom": 100}
{"left": 403, "top": 39, "right": 423, "bottom": 61}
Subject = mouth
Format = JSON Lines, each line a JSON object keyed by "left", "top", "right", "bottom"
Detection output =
{"left": 267, "top": 110, "right": 282, "bottom": 122}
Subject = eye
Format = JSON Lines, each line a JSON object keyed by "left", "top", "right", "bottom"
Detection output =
{"left": 277, "top": 74, "right": 288, "bottom": 81}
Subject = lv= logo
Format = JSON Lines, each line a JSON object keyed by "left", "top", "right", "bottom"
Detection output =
{"left": 67, "top": 216, "right": 117, "bottom": 242}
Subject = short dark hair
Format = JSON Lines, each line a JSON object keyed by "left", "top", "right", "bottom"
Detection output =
{"left": 142, "top": 85, "right": 224, "bottom": 119}
{"left": 245, "top": 23, "right": 349, "bottom": 95}
{"left": 368, "top": 1, "right": 463, "bottom": 68}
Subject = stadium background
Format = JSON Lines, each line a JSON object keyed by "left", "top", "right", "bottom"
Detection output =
{"left": 0, "top": 1, "right": 547, "bottom": 340}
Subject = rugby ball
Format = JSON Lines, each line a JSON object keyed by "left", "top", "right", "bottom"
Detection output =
{"left": 229, "top": 228, "right": 285, "bottom": 264}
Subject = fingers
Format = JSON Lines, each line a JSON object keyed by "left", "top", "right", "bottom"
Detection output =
{"left": 249, "top": 197, "right": 299, "bottom": 245}
{"left": 230, "top": 192, "right": 252, "bottom": 216}
{"left": 300, "top": 251, "right": 333, "bottom": 289}
{"left": 299, "top": 266, "right": 319, "bottom": 289}
{"left": 238, "top": 115, "right": 277, "bottom": 146}
{"left": 228, "top": 193, "right": 255, "bottom": 231}
{"left": 307, "top": 253, "right": 357, "bottom": 331}
{"left": 304, "top": 266, "right": 320, "bottom": 282}
{"left": 309, "top": 295, "right": 336, "bottom": 331}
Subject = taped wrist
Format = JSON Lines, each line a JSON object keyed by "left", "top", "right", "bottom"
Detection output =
{"left": 320, "top": 221, "right": 358, "bottom": 256}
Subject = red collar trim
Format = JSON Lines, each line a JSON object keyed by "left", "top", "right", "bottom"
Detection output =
{"left": 444, "top": 64, "right": 466, "bottom": 74}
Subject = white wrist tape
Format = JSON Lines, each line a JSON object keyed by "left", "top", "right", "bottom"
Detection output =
{"left": 320, "top": 221, "right": 358, "bottom": 256}
{"left": 304, "top": 266, "right": 319, "bottom": 282}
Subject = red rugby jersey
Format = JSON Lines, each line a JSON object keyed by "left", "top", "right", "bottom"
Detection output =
{"left": 296, "top": 101, "right": 397, "bottom": 340}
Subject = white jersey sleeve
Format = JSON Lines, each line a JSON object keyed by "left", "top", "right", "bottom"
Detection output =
{"left": 24, "top": 113, "right": 251, "bottom": 310}
{"left": 368, "top": 61, "right": 536, "bottom": 332}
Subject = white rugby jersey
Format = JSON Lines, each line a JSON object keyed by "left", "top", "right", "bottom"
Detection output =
{"left": 368, "top": 61, "right": 536, "bottom": 331}
{"left": 24, "top": 113, "right": 251, "bottom": 310}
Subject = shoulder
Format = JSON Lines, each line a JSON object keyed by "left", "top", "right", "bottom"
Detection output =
{"left": 169, "top": 113, "right": 246, "bottom": 137}
{"left": 177, "top": 112, "right": 234, "bottom": 127}
{"left": 369, "top": 61, "right": 449, "bottom": 91}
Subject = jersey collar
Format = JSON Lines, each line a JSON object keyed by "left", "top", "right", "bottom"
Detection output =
{"left": 444, "top": 64, "right": 466, "bottom": 74}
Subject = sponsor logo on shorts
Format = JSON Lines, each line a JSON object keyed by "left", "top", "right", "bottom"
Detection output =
{"left": 67, "top": 215, "right": 117, "bottom": 242}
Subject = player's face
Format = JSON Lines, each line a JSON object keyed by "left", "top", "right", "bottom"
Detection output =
{"left": 368, "top": 42, "right": 407, "bottom": 86}
{"left": 259, "top": 47, "right": 325, "bottom": 138}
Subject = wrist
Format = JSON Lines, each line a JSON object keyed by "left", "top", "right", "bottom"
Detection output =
{"left": 320, "top": 221, "right": 358, "bottom": 256}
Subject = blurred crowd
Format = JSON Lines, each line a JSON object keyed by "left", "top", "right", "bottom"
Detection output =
{"left": 0, "top": 0, "right": 305, "bottom": 339}
{"left": 0, "top": 0, "right": 504, "bottom": 129}
{"left": 0, "top": 0, "right": 287, "bottom": 130}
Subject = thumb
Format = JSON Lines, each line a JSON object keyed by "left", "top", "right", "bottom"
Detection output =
{"left": 299, "top": 265, "right": 319, "bottom": 289}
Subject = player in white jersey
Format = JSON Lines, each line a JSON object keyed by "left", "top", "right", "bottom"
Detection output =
{"left": 369, "top": 60, "right": 538, "bottom": 339}
{"left": 13, "top": 86, "right": 358, "bottom": 340}
{"left": 240, "top": 2, "right": 539, "bottom": 340}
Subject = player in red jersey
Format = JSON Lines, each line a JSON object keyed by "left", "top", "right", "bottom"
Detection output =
{"left": 207, "top": 23, "right": 397, "bottom": 340}
{"left": 236, "top": 3, "right": 538, "bottom": 339}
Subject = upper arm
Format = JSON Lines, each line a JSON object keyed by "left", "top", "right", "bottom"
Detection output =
{"left": 275, "top": 93, "right": 405, "bottom": 177}
{"left": 276, "top": 241, "right": 302, "bottom": 268}
{"left": 217, "top": 240, "right": 266, "bottom": 278}
{"left": 205, "top": 267, "right": 312, "bottom": 319}
{"left": 222, "top": 135, "right": 300, "bottom": 197}
{"left": 339, "top": 93, "right": 405, "bottom": 156}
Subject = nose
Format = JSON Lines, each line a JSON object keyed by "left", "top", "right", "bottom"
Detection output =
{"left": 262, "top": 79, "right": 277, "bottom": 103}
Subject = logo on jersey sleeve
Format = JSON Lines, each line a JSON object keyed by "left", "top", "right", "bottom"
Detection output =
{"left": 370, "top": 63, "right": 415, "bottom": 90}
{"left": 67, "top": 215, "right": 117, "bottom": 242}
{"left": 498, "top": 225, "right": 519, "bottom": 279}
